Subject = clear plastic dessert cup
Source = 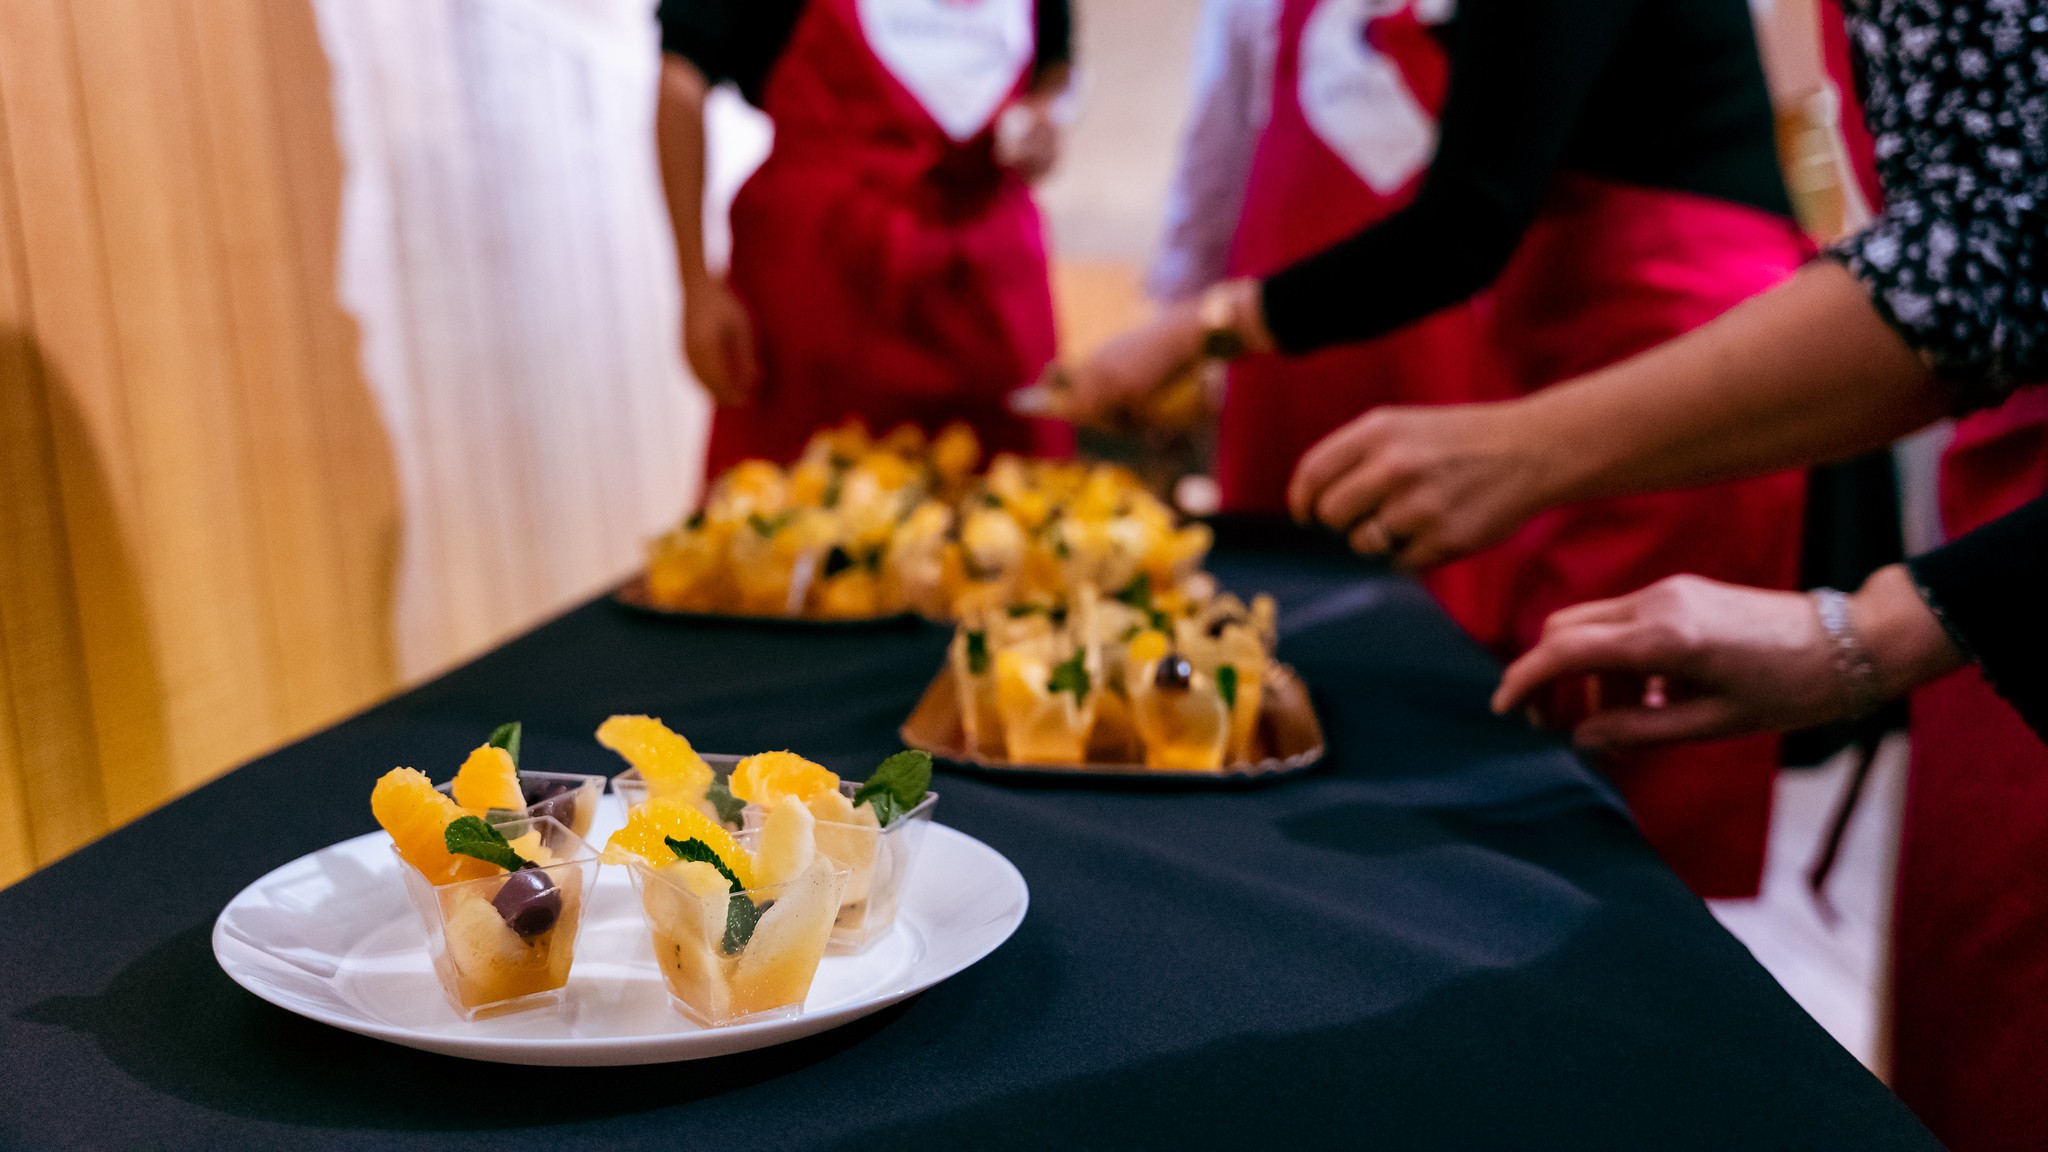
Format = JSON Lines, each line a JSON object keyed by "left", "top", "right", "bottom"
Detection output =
{"left": 395, "top": 814, "right": 599, "bottom": 1021}
{"left": 609, "top": 753, "right": 744, "bottom": 829}
{"left": 625, "top": 835, "right": 848, "bottom": 1027}
{"left": 433, "top": 770, "right": 607, "bottom": 840}
{"left": 743, "top": 784, "right": 939, "bottom": 954}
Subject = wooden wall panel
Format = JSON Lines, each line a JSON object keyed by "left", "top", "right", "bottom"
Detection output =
{"left": 0, "top": 0, "right": 398, "bottom": 880}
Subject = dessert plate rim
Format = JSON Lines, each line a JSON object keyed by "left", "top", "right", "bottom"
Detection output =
{"left": 212, "top": 822, "right": 1027, "bottom": 1066}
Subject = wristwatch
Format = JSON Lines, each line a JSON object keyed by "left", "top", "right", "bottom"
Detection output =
{"left": 1198, "top": 281, "right": 1251, "bottom": 361}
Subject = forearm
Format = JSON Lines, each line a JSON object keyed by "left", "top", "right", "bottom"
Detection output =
{"left": 1526, "top": 259, "right": 1947, "bottom": 505}
{"left": 1850, "top": 564, "right": 1967, "bottom": 703}
{"left": 656, "top": 55, "right": 714, "bottom": 288}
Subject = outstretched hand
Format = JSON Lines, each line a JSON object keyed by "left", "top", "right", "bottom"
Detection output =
{"left": 1492, "top": 575, "right": 1847, "bottom": 749}
{"left": 1286, "top": 400, "right": 1559, "bottom": 568}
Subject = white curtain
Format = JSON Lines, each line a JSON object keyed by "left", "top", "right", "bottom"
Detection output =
{"left": 315, "top": 0, "right": 707, "bottom": 679}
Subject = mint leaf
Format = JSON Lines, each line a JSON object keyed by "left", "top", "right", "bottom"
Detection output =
{"left": 487, "top": 721, "right": 522, "bottom": 767}
{"left": 665, "top": 836, "right": 741, "bottom": 890}
{"left": 446, "top": 816, "right": 531, "bottom": 872}
{"left": 706, "top": 775, "right": 746, "bottom": 825}
{"left": 723, "top": 893, "right": 766, "bottom": 954}
{"left": 1216, "top": 664, "right": 1239, "bottom": 710}
{"left": 855, "top": 750, "right": 932, "bottom": 827}
{"left": 965, "top": 630, "right": 990, "bottom": 676}
{"left": 822, "top": 545, "right": 856, "bottom": 578}
{"left": 1114, "top": 572, "right": 1152, "bottom": 610}
{"left": 747, "top": 512, "right": 791, "bottom": 537}
{"left": 1047, "top": 648, "right": 1092, "bottom": 702}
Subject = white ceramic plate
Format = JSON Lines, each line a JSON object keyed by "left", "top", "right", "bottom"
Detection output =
{"left": 212, "top": 820, "right": 1027, "bottom": 1066}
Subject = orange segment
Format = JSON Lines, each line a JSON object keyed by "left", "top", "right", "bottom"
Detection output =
{"left": 596, "top": 715, "right": 713, "bottom": 803}
{"left": 729, "top": 751, "right": 840, "bottom": 807}
{"left": 371, "top": 767, "right": 499, "bottom": 885}
{"left": 605, "top": 795, "right": 757, "bottom": 888}
{"left": 450, "top": 744, "right": 523, "bottom": 815}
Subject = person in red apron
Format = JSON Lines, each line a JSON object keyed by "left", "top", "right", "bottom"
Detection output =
{"left": 656, "top": 0, "right": 1075, "bottom": 475}
{"left": 1066, "top": 0, "right": 1807, "bottom": 897}
{"left": 1220, "top": 0, "right": 1507, "bottom": 635}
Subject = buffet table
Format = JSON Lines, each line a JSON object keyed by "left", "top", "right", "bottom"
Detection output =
{"left": 0, "top": 524, "right": 1936, "bottom": 1149}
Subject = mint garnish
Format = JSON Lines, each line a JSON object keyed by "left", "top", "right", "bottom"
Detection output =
{"left": 965, "top": 630, "right": 990, "bottom": 676}
{"left": 1215, "top": 665, "right": 1239, "bottom": 710}
{"left": 855, "top": 750, "right": 933, "bottom": 827}
{"left": 706, "top": 775, "right": 746, "bottom": 825}
{"left": 1115, "top": 572, "right": 1152, "bottom": 610}
{"left": 445, "top": 816, "right": 532, "bottom": 873}
{"left": 665, "top": 836, "right": 761, "bottom": 953}
{"left": 747, "top": 512, "right": 792, "bottom": 537}
{"left": 487, "top": 721, "right": 522, "bottom": 767}
{"left": 1047, "top": 649, "right": 1091, "bottom": 702}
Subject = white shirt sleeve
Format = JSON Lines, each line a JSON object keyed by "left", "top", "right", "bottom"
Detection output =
{"left": 1145, "top": 0, "right": 1278, "bottom": 302}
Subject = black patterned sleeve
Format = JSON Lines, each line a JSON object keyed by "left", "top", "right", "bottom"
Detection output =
{"left": 1906, "top": 493, "right": 2048, "bottom": 738}
{"left": 1828, "top": 0, "right": 2048, "bottom": 411}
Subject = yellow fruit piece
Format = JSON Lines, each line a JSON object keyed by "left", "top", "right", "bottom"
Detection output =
{"left": 1126, "top": 630, "right": 1171, "bottom": 668}
{"left": 371, "top": 767, "right": 499, "bottom": 886}
{"left": 729, "top": 751, "right": 840, "bottom": 806}
{"left": 596, "top": 715, "right": 713, "bottom": 805}
{"left": 451, "top": 744, "right": 523, "bottom": 815}
{"left": 754, "top": 794, "right": 818, "bottom": 888}
{"left": 605, "top": 795, "right": 757, "bottom": 888}
{"left": 731, "top": 860, "right": 844, "bottom": 1015}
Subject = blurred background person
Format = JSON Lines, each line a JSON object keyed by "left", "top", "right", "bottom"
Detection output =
{"left": 1142, "top": 0, "right": 1503, "bottom": 633}
{"left": 1287, "top": 1, "right": 2046, "bottom": 1141}
{"left": 1065, "top": 0, "right": 1811, "bottom": 900}
{"left": 657, "top": 0, "right": 1077, "bottom": 475}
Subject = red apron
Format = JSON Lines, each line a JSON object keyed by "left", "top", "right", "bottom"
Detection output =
{"left": 1490, "top": 176, "right": 1811, "bottom": 898}
{"left": 1222, "top": 0, "right": 1501, "bottom": 628}
{"left": 709, "top": 0, "right": 1071, "bottom": 474}
{"left": 1891, "top": 385, "right": 2048, "bottom": 1152}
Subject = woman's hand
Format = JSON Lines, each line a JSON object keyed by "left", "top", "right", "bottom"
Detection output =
{"left": 996, "top": 98, "right": 1062, "bottom": 183}
{"left": 683, "top": 277, "right": 759, "bottom": 407}
{"left": 1285, "top": 399, "right": 1563, "bottom": 568}
{"left": 1060, "top": 301, "right": 1206, "bottom": 429}
{"left": 1491, "top": 567, "right": 1965, "bottom": 750}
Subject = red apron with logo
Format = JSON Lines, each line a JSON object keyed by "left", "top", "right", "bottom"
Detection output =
{"left": 1891, "top": 384, "right": 2048, "bottom": 1152}
{"left": 1489, "top": 176, "right": 1811, "bottom": 898}
{"left": 1223, "top": 0, "right": 1502, "bottom": 628}
{"left": 709, "top": 0, "right": 1071, "bottom": 475}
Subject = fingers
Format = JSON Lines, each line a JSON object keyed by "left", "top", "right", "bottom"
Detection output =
{"left": 1492, "top": 621, "right": 1671, "bottom": 714}
{"left": 1288, "top": 415, "right": 1383, "bottom": 523}
{"left": 1573, "top": 697, "right": 1744, "bottom": 749}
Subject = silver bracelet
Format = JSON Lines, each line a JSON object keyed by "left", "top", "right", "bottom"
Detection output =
{"left": 1810, "top": 588, "right": 1883, "bottom": 720}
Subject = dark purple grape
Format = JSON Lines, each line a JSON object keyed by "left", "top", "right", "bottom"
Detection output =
{"left": 522, "top": 778, "right": 580, "bottom": 828}
{"left": 492, "top": 866, "right": 562, "bottom": 938}
{"left": 1153, "top": 653, "right": 1196, "bottom": 691}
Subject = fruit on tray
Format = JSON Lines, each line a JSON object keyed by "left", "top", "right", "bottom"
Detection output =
{"left": 609, "top": 792, "right": 845, "bottom": 1025}
{"left": 371, "top": 749, "right": 596, "bottom": 1018}
{"left": 640, "top": 419, "right": 1225, "bottom": 624}
{"left": 949, "top": 577, "right": 1278, "bottom": 771}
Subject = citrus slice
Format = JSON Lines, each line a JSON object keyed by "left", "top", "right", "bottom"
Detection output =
{"left": 596, "top": 715, "right": 713, "bottom": 804}
{"left": 371, "top": 767, "right": 499, "bottom": 885}
{"left": 451, "top": 743, "right": 523, "bottom": 815}
{"left": 729, "top": 751, "right": 840, "bottom": 807}
{"left": 605, "top": 794, "right": 756, "bottom": 889}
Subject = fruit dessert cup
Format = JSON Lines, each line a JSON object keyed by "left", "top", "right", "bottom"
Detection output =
{"left": 608, "top": 796, "right": 847, "bottom": 1027}
{"left": 397, "top": 815, "right": 598, "bottom": 1021}
{"left": 374, "top": 756, "right": 602, "bottom": 1020}
{"left": 729, "top": 750, "right": 938, "bottom": 953}
{"left": 598, "top": 715, "right": 746, "bottom": 829}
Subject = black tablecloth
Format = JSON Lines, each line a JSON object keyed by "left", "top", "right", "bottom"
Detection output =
{"left": 0, "top": 528, "right": 1936, "bottom": 1150}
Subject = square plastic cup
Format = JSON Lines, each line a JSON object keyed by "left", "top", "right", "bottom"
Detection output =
{"left": 609, "top": 753, "right": 744, "bottom": 829}
{"left": 742, "top": 785, "right": 938, "bottom": 954}
{"left": 625, "top": 833, "right": 848, "bottom": 1027}
{"left": 395, "top": 814, "right": 600, "bottom": 1021}
{"left": 433, "top": 770, "right": 607, "bottom": 840}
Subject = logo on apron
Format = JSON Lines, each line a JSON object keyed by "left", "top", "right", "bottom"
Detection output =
{"left": 857, "top": 0, "right": 1035, "bottom": 141}
{"left": 1298, "top": 0, "right": 1445, "bottom": 193}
